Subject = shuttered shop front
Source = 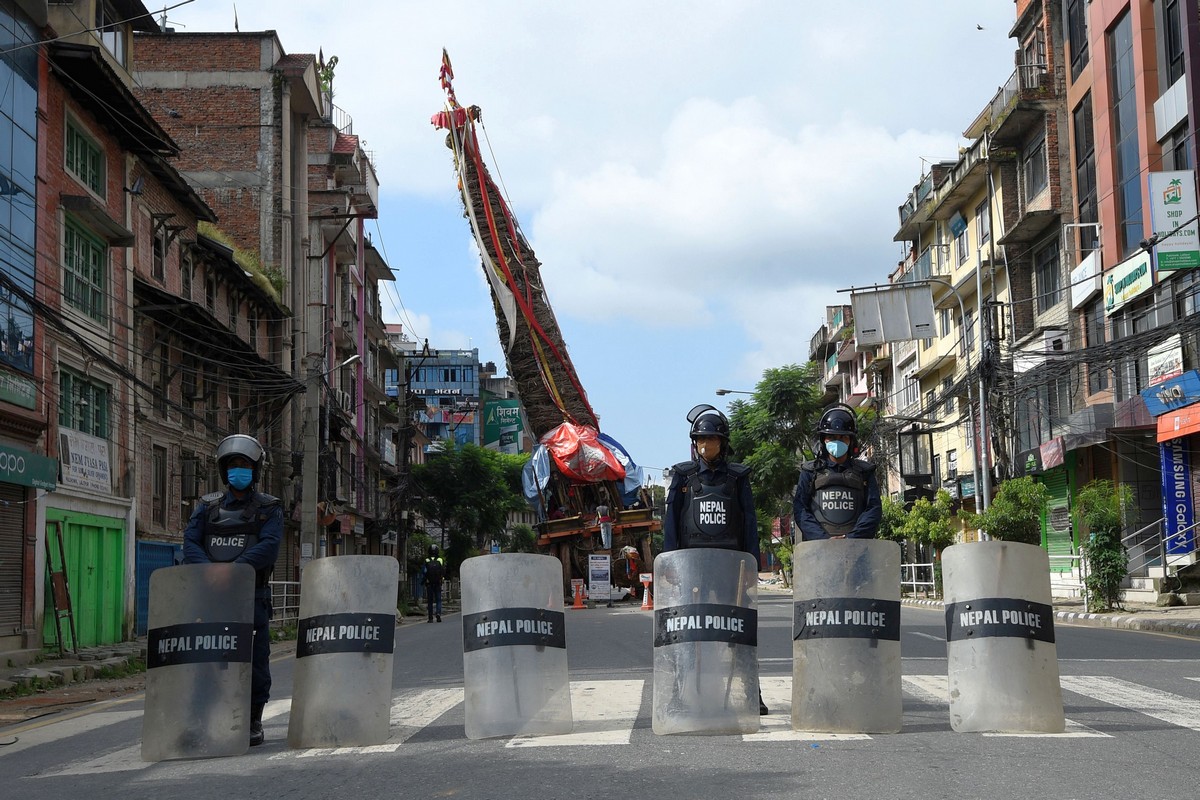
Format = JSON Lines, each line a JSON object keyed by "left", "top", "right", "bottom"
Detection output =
{"left": 0, "top": 483, "right": 25, "bottom": 635}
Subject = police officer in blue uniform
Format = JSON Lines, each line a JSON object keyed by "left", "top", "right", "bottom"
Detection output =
{"left": 664, "top": 404, "right": 766, "bottom": 714}
{"left": 183, "top": 434, "right": 282, "bottom": 747}
{"left": 793, "top": 405, "right": 882, "bottom": 541}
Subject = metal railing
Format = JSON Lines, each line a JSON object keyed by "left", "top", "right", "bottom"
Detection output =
{"left": 900, "top": 562, "right": 936, "bottom": 597}
{"left": 1122, "top": 516, "right": 1200, "bottom": 589}
{"left": 270, "top": 580, "right": 302, "bottom": 628}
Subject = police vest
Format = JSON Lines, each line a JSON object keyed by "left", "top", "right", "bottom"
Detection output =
{"left": 201, "top": 491, "right": 278, "bottom": 570}
{"left": 803, "top": 460, "right": 874, "bottom": 536}
{"left": 675, "top": 460, "right": 748, "bottom": 551}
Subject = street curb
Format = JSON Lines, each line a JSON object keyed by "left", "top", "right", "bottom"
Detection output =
{"left": 900, "top": 599, "right": 1200, "bottom": 639}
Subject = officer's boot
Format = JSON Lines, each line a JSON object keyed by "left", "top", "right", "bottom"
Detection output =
{"left": 759, "top": 691, "right": 769, "bottom": 716}
{"left": 249, "top": 703, "right": 265, "bottom": 747}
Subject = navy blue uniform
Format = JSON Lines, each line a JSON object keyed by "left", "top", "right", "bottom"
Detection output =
{"left": 183, "top": 490, "right": 282, "bottom": 708}
{"left": 664, "top": 459, "right": 759, "bottom": 560}
{"left": 793, "top": 458, "right": 882, "bottom": 541}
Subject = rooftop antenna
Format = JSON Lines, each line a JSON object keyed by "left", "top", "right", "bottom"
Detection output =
{"left": 158, "top": 6, "right": 186, "bottom": 33}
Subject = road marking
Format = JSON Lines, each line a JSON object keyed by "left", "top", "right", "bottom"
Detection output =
{"left": 909, "top": 632, "right": 944, "bottom": 642}
{"left": 507, "top": 680, "right": 643, "bottom": 747}
{"left": 903, "top": 675, "right": 1107, "bottom": 737}
{"left": 0, "top": 710, "right": 141, "bottom": 758}
{"left": 1061, "top": 675, "right": 1200, "bottom": 732}
{"left": 743, "top": 676, "right": 873, "bottom": 741}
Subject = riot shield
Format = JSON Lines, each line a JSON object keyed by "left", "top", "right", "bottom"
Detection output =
{"left": 652, "top": 549, "right": 759, "bottom": 735}
{"left": 461, "top": 553, "right": 572, "bottom": 739}
{"left": 141, "top": 562, "right": 255, "bottom": 762}
{"left": 943, "top": 541, "right": 1065, "bottom": 733}
{"left": 287, "top": 555, "right": 399, "bottom": 748}
{"left": 791, "top": 539, "right": 902, "bottom": 733}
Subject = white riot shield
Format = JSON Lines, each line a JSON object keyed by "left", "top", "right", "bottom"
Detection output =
{"left": 287, "top": 555, "right": 399, "bottom": 748}
{"left": 141, "top": 563, "right": 255, "bottom": 762}
{"left": 652, "top": 549, "right": 759, "bottom": 735}
{"left": 943, "top": 541, "right": 1065, "bottom": 733}
{"left": 461, "top": 553, "right": 572, "bottom": 739}
{"left": 791, "top": 539, "right": 902, "bottom": 733}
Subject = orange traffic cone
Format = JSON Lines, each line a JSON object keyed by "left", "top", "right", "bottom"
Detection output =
{"left": 640, "top": 579, "right": 653, "bottom": 611}
{"left": 572, "top": 582, "right": 585, "bottom": 610}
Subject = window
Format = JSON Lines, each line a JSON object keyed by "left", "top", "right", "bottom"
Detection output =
{"left": 1109, "top": 12, "right": 1144, "bottom": 257}
{"left": 181, "top": 253, "right": 193, "bottom": 301}
{"left": 248, "top": 308, "right": 258, "bottom": 351}
{"left": 205, "top": 274, "right": 215, "bottom": 311}
{"left": 1073, "top": 95, "right": 1098, "bottom": 248}
{"left": 153, "top": 343, "right": 169, "bottom": 417}
{"left": 152, "top": 446, "right": 167, "bottom": 525}
{"left": 63, "top": 219, "right": 108, "bottom": 322}
{"left": 1034, "top": 240, "right": 1062, "bottom": 314}
{"left": 1023, "top": 136, "right": 1048, "bottom": 201}
{"left": 939, "top": 308, "right": 951, "bottom": 338}
{"left": 96, "top": 0, "right": 127, "bottom": 66}
{"left": 180, "top": 356, "right": 197, "bottom": 431}
{"left": 152, "top": 229, "right": 165, "bottom": 281}
{"left": 955, "top": 224, "right": 969, "bottom": 265}
{"left": 932, "top": 454, "right": 942, "bottom": 484}
{"left": 1162, "top": 129, "right": 1193, "bottom": 171}
{"left": 947, "top": 450, "right": 958, "bottom": 480}
{"left": 1084, "top": 298, "right": 1109, "bottom": 393}
{"left": 228, "top": 288, "right": 237, "bottom": 330}
{"left": 59, "top": 367, "right": 109, "bottom": 437}
{"left": 1067, "top": 0, "right": 1089, "bottom": 81}
{"left": 926, "top": 389, "right": 938, "bottom": 421}
{"left": 1163, "top": 0, "right": 1185, "bottom": 85}
{"left": 181, "top": 452, "right": 198, "bottom": 501}
{"left": 976, "top": 199, "right": 990, "bottom": 245}
{"left": 899, "top": 373, "right": 919, "bottom": 411}
{"left": 958, "top": 309, "right": 975, "bottom": 356}
{"left": 942, "top": 376, "right": 955, "bottom": 416}
{"left": 1023, "top": 26, "right": 1046, "bottom": 78}
{"left": 65, "top": 122, "right": 104, "bottom": 196}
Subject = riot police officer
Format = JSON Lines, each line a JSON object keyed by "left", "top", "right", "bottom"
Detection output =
{"left": 793, "top": 404, "right": 882, "bottom": 541}
{"left": 183, "top": 434, "right": 281, "bottom": 747}
{"left": 663, "top": 404, "right": 766, "bottom": 714}
{"left": 424, "top": 544, "right": 445, "bottom": 623}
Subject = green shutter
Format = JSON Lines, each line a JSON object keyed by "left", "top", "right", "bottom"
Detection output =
{"left": 1040, "top": 469, "right": 1073, "bottom": 573}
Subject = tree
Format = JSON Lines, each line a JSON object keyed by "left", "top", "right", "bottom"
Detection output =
{"left": 411, "top": 445, "right": 529, "bottom": 574}
{"left": 1075, "top": 479, "right": 1133, "bottom": 612}
{"left": 964, "top": 475, "right": 1048, "bottom": 545}
{"left": 898, "top": 489, "right": 957, "bottom": 555}
{"left": 877, "top": 494, "right": 909, "bottom": 543}
{"left": 726, "top": 363, "right": 826, "bottom": 556}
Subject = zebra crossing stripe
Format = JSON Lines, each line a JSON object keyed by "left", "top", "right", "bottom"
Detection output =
{"left": 903, "top": 675, "right": 1108, "bottom": 737}
{"left": 507, "top": 680, "right": 643, "bottom": 747}
{"left": 743, "top": 676, "right": 873, "bottom": 741}
{"left": 1061, "top": 675, "right": 1200, "bottom": 732}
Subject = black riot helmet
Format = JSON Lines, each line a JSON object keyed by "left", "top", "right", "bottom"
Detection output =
{"left": 215, "top": 433, "right": 265, "bottom": 484}
{"left": 428, "top": 544, "right": 440, "bottom": 558}
{"left": 686, "top": 404, "right": 729, "bottom": 441}
{"left": 817, "top": 404, "right": 857, "bottom": 438}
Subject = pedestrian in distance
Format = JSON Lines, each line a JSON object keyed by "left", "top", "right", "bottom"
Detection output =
{"left": 182, "top": 434, "right": 282, "bottom": 747}
{"left": 663, "top": 403, "right": 767, "bottom": 715}
{"left": 424, "top": 544, "right": 446, "bottom": 622}
{"left": 596, "top": 501, "right": 613, "bottom": 550}
{"left": 793, "top": 404, "right": 882, "bottom": 541}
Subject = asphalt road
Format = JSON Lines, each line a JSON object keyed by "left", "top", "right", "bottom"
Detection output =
{"left": 4, "top": 594, "right": 1200, "bottom": 800}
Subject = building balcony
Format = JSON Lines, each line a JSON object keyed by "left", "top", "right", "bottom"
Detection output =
{"left": 809, "top": 323, "right": 830, "bottom": 362}
{"left": 971, "top": 64, "right": 1056, "bottom": 148}
{"left": 998, "top": 206, "right": 1060, "bottom": 246}
{"left": 929, "top": 136, "right": 989, "bottom": 220}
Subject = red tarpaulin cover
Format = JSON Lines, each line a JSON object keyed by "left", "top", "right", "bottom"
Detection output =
{"left": 541, "top": 422, "right": 626, "bottom": 483}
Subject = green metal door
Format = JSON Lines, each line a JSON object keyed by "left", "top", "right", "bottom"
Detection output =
{"left": 1040, "top": 468, "right": 1073, "bottom": 574}
{"left": 44, "top": 509, "right": 126, "bottom": 647}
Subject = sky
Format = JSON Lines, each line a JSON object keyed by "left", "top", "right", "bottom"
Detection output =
{"left": 164, "top": 0, "right": 1023, "bottom": 482}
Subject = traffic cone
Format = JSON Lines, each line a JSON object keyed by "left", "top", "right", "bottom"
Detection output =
{"left": 640, "top": 579, "right": 653, "bottom": 611}
{"left": 572, "top": 582, "right": 585, "bottom": 610}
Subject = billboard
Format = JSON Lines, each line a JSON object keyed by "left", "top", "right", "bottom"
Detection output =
{"left": 483, "top": 397, "right": 524, "bottom": 454}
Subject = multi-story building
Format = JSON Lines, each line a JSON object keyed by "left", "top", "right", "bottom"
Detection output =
{"left": 0, "top": 0, "right": 51, "bottom": 656}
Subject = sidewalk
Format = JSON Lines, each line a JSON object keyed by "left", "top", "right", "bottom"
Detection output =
{"left": 759, "top": 575, "right": 1200, "bottom": 639}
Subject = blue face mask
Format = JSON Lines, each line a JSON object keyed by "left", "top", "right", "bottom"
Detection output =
{"left": 227, "top": 467, "right": 254, "bottom": 490}
{"left": 825, "top": 440, "right": 849, "bottom": 459}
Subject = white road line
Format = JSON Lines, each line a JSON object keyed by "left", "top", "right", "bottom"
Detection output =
{"left": 0, "top": 710, "right": 141, "bottom": 758}
{"left": 507, "top": 680, "right": 643, "bottom": 747}
{"left": 909, "top": 632, "right": 944, "bottom": 642}
{"left": 742, "top": 676, "right": 873, "bottom": 742}
{"left": 1061, "top": 675, "right": 1200, "bottom": 732}
{"left": 904, "top": 675, "right": 1108, "bottom": 737}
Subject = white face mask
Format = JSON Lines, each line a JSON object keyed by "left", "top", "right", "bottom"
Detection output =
{"left": 695, "top": 438, "right": 722, "bottom": 461}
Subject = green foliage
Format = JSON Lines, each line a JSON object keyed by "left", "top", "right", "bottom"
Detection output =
{"left": 964, "top": 475, "right": 1048, "bottom": 544}
{"left": 726, "top": 363, "right": 826, "bottom": 528}
{"left": 772, "top": 539, "right": 793, "bottom": 587}
{"left": 1076, "top": 479, "right": 1133, "bottom": 611}
{"left": 877, "top": 494, "right": 909, "bottom": 543}
{"left": 196, "top": 221, "right": 283, "bottom": 303}
{"left": 411, "top": 445, "right": 529, "bottom": 574}
{"left": 898, "top": 489, "right": 957, "bottom": 553}
{"left": 506, "top": 523, "right": 538, "bottom": 553}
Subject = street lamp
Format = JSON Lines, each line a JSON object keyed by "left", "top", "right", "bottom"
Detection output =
{"left": 715, "top": 388, "right": 753, "bottom": 396}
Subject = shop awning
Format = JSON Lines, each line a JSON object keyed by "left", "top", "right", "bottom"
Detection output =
{"left": 1157, "top": 402, "right": 1200, "bottom": 442}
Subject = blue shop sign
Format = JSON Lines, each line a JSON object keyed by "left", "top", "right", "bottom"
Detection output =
{"left": 1160, "top": 438, "right": 1195, "bottom": 555}
{"left": 1142, "top": 370, "right": 1200, "bottom": 417}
